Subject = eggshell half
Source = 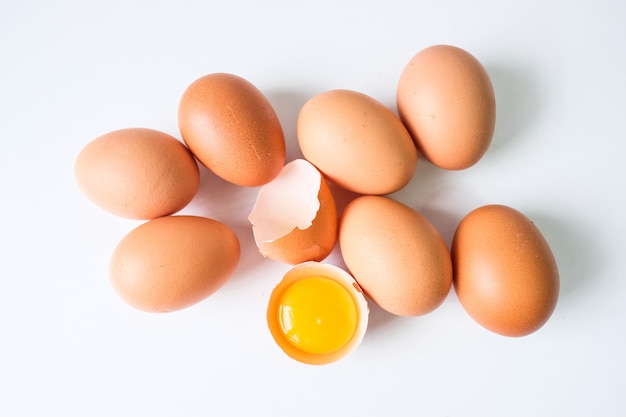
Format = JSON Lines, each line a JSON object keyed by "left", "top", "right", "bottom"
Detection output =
{"left": 178, "top": 73, "right": 286, "bottom": 187}
{"left": 339, "top": 195, "right": 452, "bottom": 316}
{"left": 109, "top": 215, "right": 240, "bottom": 312}
{"left": 267, "top": 261, "right": 369, "bottom": 365}
{"left": 397, "top": 45, "right": 496, "bottom": 170}
{"left": 451, "top": 204, "right": 559, "bottom": 337}
{"left": 248, "top": 159, "right": 337, "bottom": 265}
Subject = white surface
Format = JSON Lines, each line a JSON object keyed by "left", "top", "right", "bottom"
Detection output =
{"left": 1, "top": 1, "right": 625, "bottom": 416}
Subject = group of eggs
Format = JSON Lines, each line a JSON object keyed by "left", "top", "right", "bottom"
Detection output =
{"left": 75, "top": 44, "right": 560, "bottom": 365}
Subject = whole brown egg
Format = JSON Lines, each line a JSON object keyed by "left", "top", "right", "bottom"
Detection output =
{"left": 339, "top": 195, "right": 452, "bottom": 316}
{"left": 297, "top": 89, "right": 417, "bottom": 195}
{"left": 397, "top": 45, "right": 496, "bottom": 170}
{"left": 178, "top": 73, "right": 286, "bottom": 187}
{"left": 109, "top": 215, "right": 240, "bottom": 312}
{"left": 451, "top": 205, "right": 560, "bottom": 336}
{"left": 74, "top": 128, "right": 200, "bottom": 220}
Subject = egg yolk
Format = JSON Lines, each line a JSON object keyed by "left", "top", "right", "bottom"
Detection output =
{"left": 278, "top": 276, "right": 358, "bottom": 355}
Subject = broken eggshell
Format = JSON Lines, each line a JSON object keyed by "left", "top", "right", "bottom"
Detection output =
{"left": 248, "top": 159, "right": 338, "bottom": 265}
{"left": 266, "top": 261, "right": 369, "bottom": 365}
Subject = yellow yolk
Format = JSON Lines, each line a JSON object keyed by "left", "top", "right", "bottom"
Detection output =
{"left": 277, "top": 276, "right": 358, "bottom": 355}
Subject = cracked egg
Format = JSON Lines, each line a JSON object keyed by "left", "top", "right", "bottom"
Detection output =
{"left": 267, "top": 262, "right": 369, "bottom": 365}
{"left": 248, "top": 159, "right": 338, "bottom": 265}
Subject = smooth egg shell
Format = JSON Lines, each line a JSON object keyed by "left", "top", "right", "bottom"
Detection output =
{"left": 339, "top": 195, "right": 452, "bottom": 316}
{"left": 178, "top": 73, "right": 286, "bottom": 187}
{"left": 297, "top": 89, "right": 417, "bottom": 195}
{"left": 451, "top": 204, "right": 560, "bottom": 337}
{"left": 74, "top": 128, "right": 200, "bottom": 220}
{"left": 397, "top": 45, "right": 496, "bottom": 170}
{"left": 110, "top": 215, "right": 240, "bottom": 312}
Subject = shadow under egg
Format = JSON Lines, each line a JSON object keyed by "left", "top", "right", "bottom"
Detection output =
{"left": 264, "top": 89, "right": 318, "bottom": 164}
{"left": 526, "top": 210, "right": 601, "bottom": 300}
{"left": 485, "top": 62, "right": 544, "bottom": 155}
{"left": 180, "top": 163, "right": 267, "bottom": 278}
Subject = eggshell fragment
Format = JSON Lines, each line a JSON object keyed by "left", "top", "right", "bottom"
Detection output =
{"left": 397, "top": 44, "right": 496, "bottom": 170}
{"left": 178, "top": 73, "right": 286, "bottom": 187}
{"left": 451, "top": 204, "right": 560, "bottom": 337}
{"left": 74, "top": 128, "right": 200, "bottom": 220}
{"left": 297, "top": 89, "right": 418, "bottom": 195}
{"left": 109, "top": 215, "right": 240, "bottom": 313}
{"left": 339, "top": 195, "right": 452, "bottom": 316}
{"left": 267, "top": 261, "right": 369, "bottom": 365}
{"left": 248, "top": 159, "right": 337, "bottom": 264}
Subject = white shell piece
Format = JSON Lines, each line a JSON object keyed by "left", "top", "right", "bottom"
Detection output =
{"left": 248, "top": 159, "right": 322, "bottom": 243}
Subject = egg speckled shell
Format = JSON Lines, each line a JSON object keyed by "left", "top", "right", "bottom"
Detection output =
{"left": 178, "top": 73, "right": 286, "bottom": 187}
{"left": 451, "top": 204, "right": 559, "bottom": 337}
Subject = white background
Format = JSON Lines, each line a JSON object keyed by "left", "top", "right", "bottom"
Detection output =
{"left": 1, "top": 1, "right": 625, "bottom": 416}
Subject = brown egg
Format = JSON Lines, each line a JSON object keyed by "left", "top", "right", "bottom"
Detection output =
{"left": 178, "top": 73, "right": 286, "bottom": 187}
{"left": 248, "top": 159, "right": 337, "bottom": 265}
{"left": 339, "top": 195, "right": 452, "bottom": 316}
{"left": 397, "top": 45, "right": 496, "bottom": 170}
{"left": 74, "top": 128, "right": 200, "bottom": 220}
{"left": 109, "top": 215, "right": 240, "bottom": 312}
{"left": 451, "top": 204, "right": 560, "bottom": 337}
{"left": 297, "top": 89, "right": 417, "bottom": 195}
